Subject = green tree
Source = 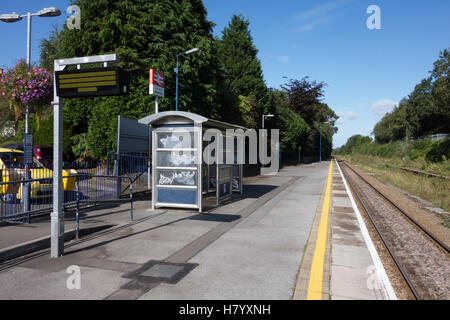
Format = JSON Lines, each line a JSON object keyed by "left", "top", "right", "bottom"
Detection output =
{"left": 406, "top": 49, "right": 450, "bottom": 137}
{"left": 373, "top": 103, "right": 407, "bottom": 143}
{"left": 268, "top": 89, "right": 310, "bottom": 156}
{"left": 39, "top": 25, "right": 61, "bottom": 72}
{"left": 215, "top": 14, "right": 269, "bottom": 127}
{"left": 337, "top": 135, "right": 372, "bottom": 155}
{"left": 281, "top": 77, "right": 338, "bottom": 158}
{"left": 372, "top": 48, "right": 449, "bottom": 143}
{"left": 41, "top": 0, "right": 221, "bottom": 159}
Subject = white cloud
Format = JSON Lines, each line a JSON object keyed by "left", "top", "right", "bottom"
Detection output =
{"left": 271, "top": 55, "right": 290, "bottom": 64}
{"left": 297, "top": 16, "right": 333, "bottom": 32}
{"left": 296, "top": 0, "right": 354, "bottom": 21}
{"left": 346, "top": 111, "right": 357, "bottom": 120}
{"left": 295, "top": 0, "right": 355, "bottom": 32}
{"left": 336, "top": 111, "right": 358, "bottom": 124}
{"left": 369, "top": 99, "right": 399, "bottom": 115}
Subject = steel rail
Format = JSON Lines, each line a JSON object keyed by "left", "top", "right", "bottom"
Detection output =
{"left": 337, "top": 160, "right": 422, "bottom": 300}
{"left": 383, "top": 164, "right": 449, "bottom": 180}
{"left": 339, "top": 159, "right": 450, "bottom": 255}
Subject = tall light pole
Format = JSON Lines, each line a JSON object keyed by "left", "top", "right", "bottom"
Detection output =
{"left": 174, "top": 47, "right": 199, "bottom": 111}
{"left": 320, "top": 121, "right": 329, "bottom": 163}
{"left": 1, "top": 7, "right": 61, "bottom": 213}
{"left": 262, "top": 114, "right": 274, "bottom": 131}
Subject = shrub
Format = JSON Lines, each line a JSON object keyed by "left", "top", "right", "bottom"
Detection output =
{"left": 425, "top": 139, "right": 450, "bottom": 162}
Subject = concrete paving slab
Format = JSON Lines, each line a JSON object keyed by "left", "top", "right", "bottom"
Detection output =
{"left": 0, "top": 266, "right": 129, "bottom": 300}
{"left": 330, "top": 265, "right": 382, "bottom": 300}
{"left": 332, "top": 197, "right": 352, "bottom": 207}
{"left": 331, "top": 244, "right": 374, "bottom": 269}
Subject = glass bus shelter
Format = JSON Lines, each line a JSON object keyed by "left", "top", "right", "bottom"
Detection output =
{"left": 139, "top": 111, "right": 245, "bottom": 212}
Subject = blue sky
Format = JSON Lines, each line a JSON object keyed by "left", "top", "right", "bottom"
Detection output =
{"left": 1, "top": 0, "right": 449, "bottom": 147}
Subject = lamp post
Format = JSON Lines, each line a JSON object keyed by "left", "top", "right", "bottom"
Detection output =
{"left": 174, "top": 47, "right": 199, "bottom": 111}
{"left": 1, "top": 7, "right": 61, "bottom": 213}
{"left": 262, "top": 114, "right": 274, "bottom": 131}
{"left": 320, "top": 121, "right": 329, "bottom": 163}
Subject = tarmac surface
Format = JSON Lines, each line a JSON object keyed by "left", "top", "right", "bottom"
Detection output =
{"left": 0, "top": 161, "right": 394, "bottom": 300}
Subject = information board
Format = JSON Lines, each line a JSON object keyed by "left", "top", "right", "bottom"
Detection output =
{"left": 55, "top": 66, "right": 128, "bottom": 98}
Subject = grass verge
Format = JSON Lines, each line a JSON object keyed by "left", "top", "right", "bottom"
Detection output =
{"left": 340, "top": 154, "right": 449, "bottom": 228}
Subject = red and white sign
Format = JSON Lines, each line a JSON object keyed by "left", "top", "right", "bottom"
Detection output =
{"left": 149, "top": 69, "right": 165, "bottom": 97}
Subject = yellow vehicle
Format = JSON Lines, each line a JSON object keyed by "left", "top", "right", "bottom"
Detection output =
{"left": 0, "top": 147, "right": 77, "bottom": 200}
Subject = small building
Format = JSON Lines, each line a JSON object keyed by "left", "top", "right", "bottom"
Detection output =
{"left": 139, "top": 111, "right": 245, "bottom": 212}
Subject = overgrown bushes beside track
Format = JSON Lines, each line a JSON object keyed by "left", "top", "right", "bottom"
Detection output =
{"left": 335, "top": 137, "right": 450, "bottom": 175}
{"left": 334, "top": 137, "right": 450, "bottom": 216}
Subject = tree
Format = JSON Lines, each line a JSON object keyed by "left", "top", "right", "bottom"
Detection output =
{"left": 39, "top": 25, "right": 61, "bottom": 72}
{"left": 215, "top": 14, "right": 269, "bottom": 126}
{"left": 373, "top": 48, "right": 450, "bottom": 142}
{"left": 281, "top": 77, "right": 328, "bottom": 125}
{"left": 281, "top": 77, "right": 338, "bottom": 158}
{"left": 337, "top": 135, "right": 372, "bottom": 154}
{"left": 373, "top": 103, "right": 407, "bottom": 143}
{"left": 268, "top": 89, "right": 309, "bottom": 156}
{"left": 406, "top": 48, "right": 450, "bottom": 136}
{"left": 41, "top": 0, "right": 221, "bottom": 159}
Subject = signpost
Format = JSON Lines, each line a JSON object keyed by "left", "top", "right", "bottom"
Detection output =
{"left": 24, "top": 134, "right": 34, "bottom": 165}
{"left": 23, "top": 133, "right": 33, "bottom": 213}
{"left": 149, "top": 69, "right": 164, "bottom": 113}
{"left": 51, "top": 54, "right": 126, "bottom": 258}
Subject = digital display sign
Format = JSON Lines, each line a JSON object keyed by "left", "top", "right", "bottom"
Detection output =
{"left": 55, "top": 66, "right": 128, "bottom": 98}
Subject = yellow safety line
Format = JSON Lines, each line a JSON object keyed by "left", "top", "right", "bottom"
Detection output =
{"left": 307, "top": 161, "right": 333, "bottom": 300}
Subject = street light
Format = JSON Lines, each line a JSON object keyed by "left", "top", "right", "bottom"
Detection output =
{"left": 1, "top": 7, "right": 61, "bottom": 213}
{"left": 262, "top": 114, "right": 274, "bottom": 130}
{"left": 175, "top": 47, "right": 200, "bottom": 111}
{"left": 320, "top": 121, "right": 329, "bottom": 163}
{"left": 0, "top": 13, "right": 22, "bottom": 23}
{"left": 37, "top": 7, "right": 62, "bottom": 17}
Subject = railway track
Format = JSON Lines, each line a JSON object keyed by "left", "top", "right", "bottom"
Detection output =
{"left": 383, "top": 164, "right": 449, "bottom": 180}
{"left": 336, "top": 158, "right": 450, "bottom": 300}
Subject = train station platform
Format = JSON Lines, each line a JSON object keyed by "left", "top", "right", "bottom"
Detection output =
{"left": 0, "top": 161, "right": 395, "bottom": 300}
{"left": 293, "top": 159, "right": 396, "bottom": 300}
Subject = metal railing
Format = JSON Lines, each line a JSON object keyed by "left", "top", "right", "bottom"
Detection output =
{"left": 1, "top": 170, "right": 133, "bottom": 226}
{"left": 107, "top": 152, "right": 150, "bottom": 194}
{"left": 408, "top": 133, "right": 450, "bottom": 142}
{"left": 72, "top": 174, "right": 133, "bottom": 239}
